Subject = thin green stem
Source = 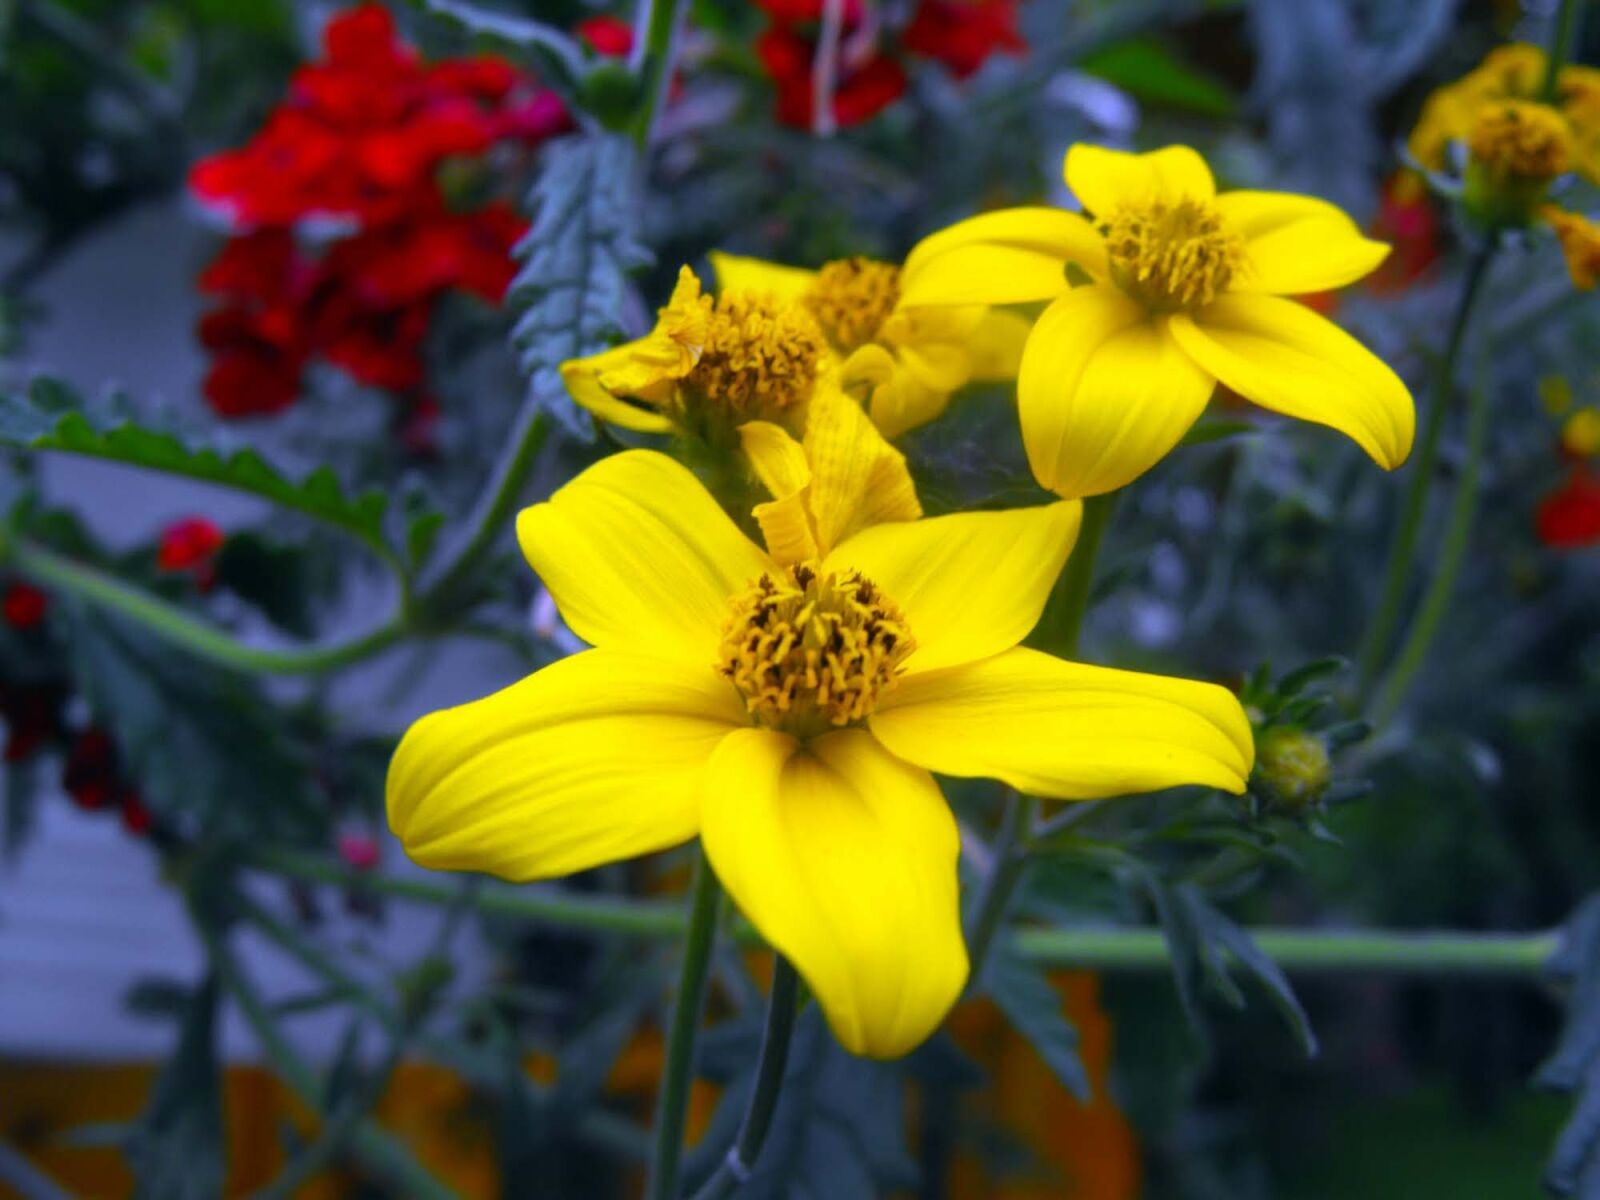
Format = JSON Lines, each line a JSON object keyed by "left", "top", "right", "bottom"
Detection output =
{"left": 1049, "top": 491, "right": 1117, "bottom": 658}
{"left": 1013, "top": 927, "right": 1557, "bottom": 976}
{"left": 1541, "top": 0, "right": 1586, "bottom": 101}
{"left": 963, "top": 791, "right": 1035, "bottom": 982}
{"left": 1355, "top": 243, "right": 1496, "bottom": 698}
{"left": 1370, "top": 366, "right": 1494, "bottom": 725}
{"left": 647, "top": 851, "right": 723, "bottom": 1200}
{"left": 8, "top": 539, "right": 403, "bottom": 674}
{"left": 628, "top": 0, "right": 689, "bottom": 146}
{"left": 689, "top": 957, "right": 802, "bottom": 1200}
{"left": 416, "top": 408, "right": 550, "bottom": 614}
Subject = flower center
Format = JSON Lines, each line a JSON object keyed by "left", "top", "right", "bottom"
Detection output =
{"left": 676, "top": 288, "right": 826, "bottom": 427}
{"left": 1468, "top": 99, "right": 1572, "bottom": 181}
{"left": 804, "top": 257, "right": 902, "bottom": 351}
{"left": 1099, "top": 196, "right": 1246, "bottom": 311}
{"left": 717, "top": 564, "right": 915, "bottom": 738}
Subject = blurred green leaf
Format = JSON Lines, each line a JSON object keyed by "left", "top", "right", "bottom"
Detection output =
{"left": 125, "top": 974, "right": 225, "bottom": 1200}
{"left": 1081, "top": 39, "right": 1237, "bottom": 117}
{"left": 984, "top": 946, "right": 1093, "bottom": 1102}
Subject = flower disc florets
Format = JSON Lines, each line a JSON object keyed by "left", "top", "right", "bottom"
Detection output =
{"left": 671, "top": 284, "right": 826, "bottom": 428}
{"left": 718, "top": 564, "right": 915, "bottom": 738}
{"left": 805, "top": 257, "right": 902, "bottom": 351}
{"left": 1468, "top": 99, "right": 1573, "bottom": 180}
{"left": 1099, "top": 197, "right": 1246, "bottom": 311}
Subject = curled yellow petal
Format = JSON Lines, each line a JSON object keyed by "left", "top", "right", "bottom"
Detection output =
{"left": 824, "top": 500, "right": 1082, "bottom": 674}
{"left": 1216, "top": 191, "right": 1392, "bottom": 295}
{"left": 900, "top": 207, "right": 1105, "bottom": 308}
{"left": 1065, "top": 143, "right": 1216, "bottom": 217}
{"left": 739, "top": 420, "right": 822, "bottom": 565}
{"left": 388, "top": 650, "right": 741, "bottom": 881}
{"left": 1169, "top": 294, "right": 1415, "bottom": 469}
{"left": 516, "top": 450, "right": 773, "bottom": 665}
{"left": 1018, "top": 284, "right": 1214, "bottom": 499}
{"left": 560, "top": 346, "right": 676, "bottom": 434}
{"left": 870, "top": 646, "right": 1254, "bottom": 800}
{"left": 700, "top": 727, "right": 967, "bottom": 1059}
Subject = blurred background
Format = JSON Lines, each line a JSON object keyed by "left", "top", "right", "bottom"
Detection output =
{"left": 2, "top": 0, "right": 1599, "bottom": 1196}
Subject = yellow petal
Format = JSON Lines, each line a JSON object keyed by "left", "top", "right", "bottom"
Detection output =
{"left": 700, "top": 727, "right": 967, "bottom": 1059}
{"left": 870, "top": 646, "right": 1253, "bottom": 800}
{"left": 1064, "top": 144, "right": 1215, "bottom": 217}
{"left": 803, "top": 381, "right": 922, "bottom": 551}
{"left": 900, "top": 208, "right": 1106, "bottom": 308}
{"left": 708, "top": 251, "right": 817, "bottom": 303}
{"left": 1169, "top": 294, "right": 1415, "bottom": 469}
{"left": 1017, "top": 285, "right": 1212, "bottom": 498}
{"left": 823, "top": 501, "right": 1082, "bottom": 674}
{"left": 517, "top": 450, "right": 773, "bottom": 665}
{"left": 388, "top": 650, "right": 742, "bottom": 881}
{"left": 1216, "top": 191, "right": 1392, "bottom": 295}
{"left": 740, "top": 420, "right": 822, "bottom": 565}
{"left": 968, "top": 308, "right": 1033, "bottom": 381}
{"left": 560, "top": 348, "right": 676, "bottom": 434}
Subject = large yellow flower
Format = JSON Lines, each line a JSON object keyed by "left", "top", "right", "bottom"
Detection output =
{"left": 386, "top": 450, "right": 1254, "bottom": 1058}
{"left": 898, "top": 144, "right": 1416, "bottom": 499}
{"left": 711, "top": 252, "right": 1030, "bottom": 438}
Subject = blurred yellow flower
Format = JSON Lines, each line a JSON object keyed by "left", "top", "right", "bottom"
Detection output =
{"left": 387, "top": 451, "right": 1254, "bottom": 1058}
{"left": 1542, "top": 205, "right": 1600, "bottom": 290}
{"left": 899, "top": 143, "right": 1414, "bottom": 499}
{"left": 711, "top": 251, "right": 1030, "bottom": 437}
{"left": 1561, "top": 406, "right": 1600, "bottom": 457}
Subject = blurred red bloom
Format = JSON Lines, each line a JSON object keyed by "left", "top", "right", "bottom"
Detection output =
{"left": 158, "top": 518, "right": 226, "bottom": 589}
{"left": 1538, "top": 470, "right": 1600, "bottom": 548}
{"left": 2, "top": 582, "right": 49, "bottom": 630}
{"left": 120, "top": 790, "right": 155, "bottom": 837}
{"left": 337, "top": 830, "right": 382, "bottom": 870}
{"left": 902, "top": 0, "right": 1024, "bottom": 79}
{"left": 62, "top": 728, "right": 118, "bottom": 810}
{"left": 757, "top": 22, "right": 908, "bottom": 129}
{"left": 576, "top": 14, "right": 636, "bottom": 58}
{"left": 1368, "top": 171, "right": 1442, "bottom": 294}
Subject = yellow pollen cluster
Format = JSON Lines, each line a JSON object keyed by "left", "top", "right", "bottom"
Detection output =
{"left": 718, "top": 564, "right": 915, "bottom": 737}
{"left": 1099, "top": 197, "right": 1246, "bottom": 311}
{"left": 805, "top": 257, "right": 902, "bottom": 350}
{"left": 678, "top": 289, "right": 826, "bottom": 422}
{"left": 1468, "top": 100, "right": 1573, "bottom": 180}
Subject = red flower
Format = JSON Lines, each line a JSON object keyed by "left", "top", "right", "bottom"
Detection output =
{"left": 120, "top": 790, "right": 155, "bottom": 837}
{"left": 2, "top": 583, "right": 48, "bottom": 630}
{"left": 1538, "top": 470, "right": 1600, "bottom": 548}
{"left": 756, "top": 23, "right": 907, "bottom": 129}
{"left": 158, "top": 518, "right": 226, "bottom": 588}
{"left": 337, "top": 831, "right": 382, "bottom": 870}
{"left": 62, "top": 729, "right": 118, "bottom": 810}
{"left": 1368, "top": 171, "right": 1442, "bottom": 295}
{"left": 197, "top": 231, "right": 315, "bottom": 417}
{"left": 902, "top": 0, "right": 1024, "bottom": 79}
{"left": 576, "top": 15, "right": 636, "bottom": 59}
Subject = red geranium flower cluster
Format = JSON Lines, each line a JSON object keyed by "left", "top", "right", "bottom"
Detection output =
{"left": 1367, "top": 171, "right": 1443, "bottom": 295}
{"left": 755, "top": 0, "right": 1024, "bottom": 129}
{"left": 190, "top": 4, "right": 571, "bottom": 421}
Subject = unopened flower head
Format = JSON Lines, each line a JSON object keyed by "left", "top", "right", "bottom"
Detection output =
{"left": 897, "top": 142, "right": 1414, "bottom": 499}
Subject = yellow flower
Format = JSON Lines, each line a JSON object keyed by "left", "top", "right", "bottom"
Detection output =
{"left": 711, "top": 252, "right": 1030, "bottom": 438}
{"left": 898, "top": 143, "right": 1414, "bottom": 499}
{"left": 561, "top": 265, "right": 828, "bottom": 445}
{"left": 1542, "top": 205, "right": 1600, "bottom": 290}
{"left": 1409, "top": 44, "right": 1600, "bottom": 186}
{"left": 387, "top": 450, "right": 1254, "bottom": 1058}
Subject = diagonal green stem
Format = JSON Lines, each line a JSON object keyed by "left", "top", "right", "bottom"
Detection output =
{"left": 1540, "top": 0, "right": 1586, "bottom": 101}
{"left": 1355, "top": 243, "right": 1496, "bottom": 698}
{"left": 689, "top": 957, "right": 802, "bottom": 1200}
{"left": 647, "top": 851, "right": 723, "bottom": 1200}
{"left": 1370, "top": 367, "right": 1494, "bottom": 725}
{"left": 629, "top": 0, "right": 689, "bottom": 146}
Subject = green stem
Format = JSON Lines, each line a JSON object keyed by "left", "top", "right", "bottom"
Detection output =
{"left": 1049, "top": 491, "right": 1117, "bottom": 658}
{"left": 1370, "top": 366, "right": 1494, "bottom": 725}
{"left": 963, "top": 791, "right": 1035, "bottom": 982}
{"left": 1541, "top": 0, "right": 1586, "bottom": 101}
{"left": 628, "top": 0, "right": 689, "bottom": 146}
{"left": 647, "top": 851, "right": 723, "bottom": 1200}
{"left": 416, "top": 408, "right": 549, "bottom": 615}
{"left": 1013, "top": 927, "right": 1557, "bottom": 976}
{"left": 9, "top": 539, "right": 403, "bottom": 674}
{"left": 689, "top": 957, "right": 802, "bottom": 1200}
{"left": 1355, "top": 243, "right": 1496, "bottom": 698}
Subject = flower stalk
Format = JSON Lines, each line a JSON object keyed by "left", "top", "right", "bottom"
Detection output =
{"left": 647, "top": 850, "right": 724, "bottom": 1200}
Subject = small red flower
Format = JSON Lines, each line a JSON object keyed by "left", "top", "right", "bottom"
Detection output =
{"left": 1368, "top": 171, "right": 1442, "bottom": 295}
{"left": 576, "top": 15, "right": 636, "bottom": 59}
{"left": 756, "top": 23, "right": 907, "bottom": 129}
{"left": 62, "top": 729, "right": 118, "bottom": 810}
{"left": 901, "top": 0, "right": 1024, "bottom": 80}
{"left": 1538, "top": 470, "right": 1600, "bottom": 548}
{"left": 337, "top": 831, "right": 382, "bottom": 870}
{"left": 2, "top": 583, "right": 48, "bottom": 630}
{"left": 158, "top": 517, "right": 226, "bottom": 590}
{"left": 119, "top": 790, "right": 155, "bottom": 837}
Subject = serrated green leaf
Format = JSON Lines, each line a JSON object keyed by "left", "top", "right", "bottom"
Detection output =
{"left": 984, "top": 947, "right": 1093, "bottom": 1102}
{"left": 1, "top": 378, "right": 406, "bottom": 560}
{"left": 1278, "top": 656, "right": 1349, "bottom": 697}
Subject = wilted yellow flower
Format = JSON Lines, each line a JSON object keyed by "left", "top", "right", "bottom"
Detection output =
{"left": 899, "top": 143, "right": 1414, "bottom": 499}
{"left": 1542, "top": 205, "right": 1600, "bottom": 290}
{"left": 387, "top": 451, "right": 1254, "bottom": 1058}
{"left": 711, "top": 252, "right": 1030, "bottom": 438}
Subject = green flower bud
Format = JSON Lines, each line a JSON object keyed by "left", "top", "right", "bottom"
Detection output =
{"left": 1255, "top": 726, "right": 1332, "bottom": 810}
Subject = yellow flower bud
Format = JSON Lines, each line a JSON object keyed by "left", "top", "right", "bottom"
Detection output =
{"left": 1255, "top": 727, "right": 1332, "bottom": 810}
